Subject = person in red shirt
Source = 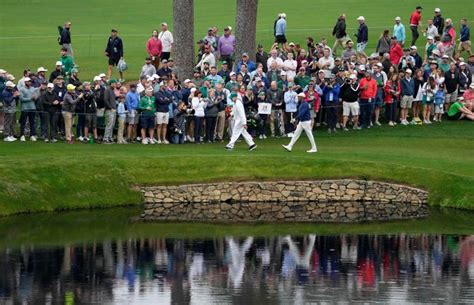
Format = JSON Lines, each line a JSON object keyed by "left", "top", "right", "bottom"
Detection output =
{"left": 146, "top": 30, "right": 163, "bottom": 69}
{"left": 384, "top": 74, "right": 401, "bottom": 126}
{"left": 359, "top": 72, "right": 377, "bottom": 128}
{"left": 390, "top": 36, "right": 403, "bottom": 65}
{"left": 409, "top": 6, "right": 423, "bottom": 46}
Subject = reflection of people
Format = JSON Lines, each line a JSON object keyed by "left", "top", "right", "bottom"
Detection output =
{"left": 226, "top": 237, "right": 254, "bottom": 288}
{"left": 460, "top": 236, "right": 474, "bottom": 279}
{"left": 283, "top": 235, "right": 316, "bottom": 283}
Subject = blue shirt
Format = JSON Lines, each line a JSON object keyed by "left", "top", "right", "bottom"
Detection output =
{"left": 393, "top": 23, "right": 406, "bottom": 43}
{"left": 125, "top": 91, "right": 139, "bottom": 110}
{"left": 460, "top": 25, "right": 470, "bottom": 42}
{"left": 275, "top": 19, "right": 287, "bottom": 36}
{"left": 296, "top": 101, "right": 311, "bottom": 122}
{"left": 323, "top": 83, "right": 340, "bottom": 105}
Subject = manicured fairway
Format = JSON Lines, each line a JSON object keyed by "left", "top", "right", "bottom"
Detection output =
{"left": 1, "top": 0, "right": 472, "bottom": 79}
{"left": 0, "top": 121, "right": 473, "bottom": 216}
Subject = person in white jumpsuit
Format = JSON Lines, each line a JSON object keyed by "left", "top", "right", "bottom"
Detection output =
{"left": 282, "top": 93, "right": 318, "bottom": 153}
{"left": 225, "top": 93, "right": 257, "bottom": 151}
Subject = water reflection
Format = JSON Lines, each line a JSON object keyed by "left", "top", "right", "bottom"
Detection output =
{"left": 0, "top": 235, "right": 473, "bottom": 304}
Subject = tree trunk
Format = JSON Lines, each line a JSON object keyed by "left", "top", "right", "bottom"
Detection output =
{"left": 173, "top": 0, "right": 194, "bottom": 80}
{"left": 235, "top": 0, "right": 258, "bottom": 62}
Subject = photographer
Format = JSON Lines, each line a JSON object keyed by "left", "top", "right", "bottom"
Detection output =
{"left": 172, "top": 101, "right": 193, "bottom": 144}
{"left": 62, "top": 84, "right": 83, "bottom": 144}
{"left": 340, "top": 74, "right": 360, "bottom": 130}
{"left": 323, "top": 75, "right": 341, "bottom": 133}
{"left": 82, "top": 82, "right": 98, "bottom": 142}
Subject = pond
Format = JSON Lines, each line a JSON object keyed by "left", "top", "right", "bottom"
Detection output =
{"left": 0, "top": 207, "right": 473, "bottom": 304}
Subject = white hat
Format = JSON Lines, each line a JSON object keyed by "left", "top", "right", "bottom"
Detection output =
{"left": 230, "top": 71, "right": 236, "bottom": 76}
{"left": 152, "top": 74, "right": 160, "bottom": 79}
{"left": 99, "top": 73, "right": 106, "bottom": 78}
{"left": 442, "top": 54, "right": 449, "bottom": 59}
{"left": 460, "top": 62, "right": 466, "bottom": 66}
{"left": 55, "top": 61, "right": 63, "bottom": 66}
{"left": 24, "top": 77, "right": 31, "bottom": 82}
{"left": 161, "top": 22, "right": 168, "bottom": 26}
{"left": 280, "top": 71, "right": 287, "bottom": 76}
{"left": 190, "top": 87, "right": 197, "bottom": 93}
{"left": 47, "top": 83, "right": 54, "bottom": 88}
{"left": 470, "top": 83, "right": 474, "bottom": 89}
{"left": 357, "top": 16, "right": 365, "bottom": 21}
{"left": 395, "top": 16, "right": 401, "bottom": 21}
{"left": 37, "top": 67, "right": 48, "bottom": 72}
{"left": 280, "top": 13, "right": 286, "bottom": 18}
{"left": 184, "top": 79, "right": 191, "bottom": 83}
{"left": 7, "top": 74, "right": 15, "bottom": 80}
{"left": 376, "top": 63, "right": 383, "bottom": 68}
{"left": 349, "top": 74, "right": 357, "bottom": 80}
{"left": 432, "top": 50, "right": 440, "bottom": 56}
{"left": 427, "top": 36, "right": 434, "bottom": 40}
{"left": 297, "top": 92, "right": 306, "bottom": 97}
{"left": 5, "top": 81, "right": 15, "bottom": 88}
{"left": 410, "top": 46, "right": 417, "bottom": 50}
{"left": 147, "top": 76, "right": 154, "bottom": 82}
{"left": 93, "top": 76, "right": 101, "bottom": 81}
{"left": 359, "top": 65, "right": 366, "bottom": 71}
{"left": 0, "top": 69, "right": 6, "bottom": 74}
{"left": 434, "top": 8, "right": 441, "bottom": 13}
{"left": 405, "top": 69, "right": 412, "bottom": 74}
{"left": 225, "top": 26, "right": 232, "bottom": 31}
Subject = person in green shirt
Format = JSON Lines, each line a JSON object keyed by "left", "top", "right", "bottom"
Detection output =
{"left": 447, "top": 97, "right": 474, "bottom": 121}
{"left": 294, "top": 67, "right": 311, "bottom": 90}
{"left": 60, "top": 47, "right": 74, "bottom": 76}
{"left": 139, "top": 87, "right": 156, "bottom": 144}
{"left": 225, "top": 72, "right": 239, "bottom": 91}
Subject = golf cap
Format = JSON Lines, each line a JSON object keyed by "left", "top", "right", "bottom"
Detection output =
{"left": 208, "top": 27, "right": 213, "bottom": 32}
{"left": 405, "top": 69, "right": 412, "bottom": 74}
{"left": 280, "top": 13, "right": 286, "bottom": 18}
{"left": 230, "top": 72, "right": 236, "bottom": 76}
{"left": 162, "top": 59, "right": 168, "bottom": 63}
{"left": 161, "top": 22, "right": 168, "bottom": 26}
{"left": 242, "top": 52, "right": 249, "bottom": 57}
{"left": 376, "top": 63, "right": 383, "bottom": 68}
{"left": 145, "top": 56, "right": 151, "bottom": 61}
{"left": 190, "top": 87, "right": 197, "bottom": 93}
{"left": 335, "top": 57, "right": 341, "bottom": 61}
{"left": 71, "top": 68, "right": 78, "bottom": 73}
{"left": 0, "top": 69, "right": 7, "bottom": 74}
{"left": 437, "top": 77, "right": 445, "bottom": 84}
{"left": 222, "top": 61, "right": 228, "bottom": 65}
{"left": 7, "top": 74, "right": 15, "bottom": 80}
{"left": 280, "top": 71, "right": 287, "bottom": 76}
{"left": 297, "top": 92, "right": 306, "bottom": 97}
{"left": 255, "top": 77, "right": 262, "bottom": 82}
{"left": 391, "top": 36, "right": 398, "bottom": 40}
{"left": 24, "top": 77, "right": 31, "bottom": 82}
{"left": 99, "top": 73, "right": 106, "bottom": 78}
{"left": 301, "top": 60, "right": 308, "bottom": 64}
{"left": 93, "top": 76, "right": 101, "bottom": 81}
{"left": 37, "top": 67, "right": 48, "bottom": 72}
{"left": 288, "top": 82, "right": 294, "bottom": 87}
{"left": 349, "top": 74, "right": 357, "bottom": 80}
{"left": 257, "top": 44, "right": 263, "bottom": 48}
{"left": 358, "top": 65, "right": 366, "bottom": 71}
{"left": 460, "top": 62, "right": 466, "bottom": 66}
{"left": 289, "top": 42, "right": 295, "bottom": 46}
{"left": 432, "top": 50, "right": 440, "bottom": 56}
{"left": 430, "top": 60, "right": 438, "bottom": 65}
{"left": 184, "top": 79, "right": 191, "bottom": 83}
{"left": 152, "top": 74, "right": 160, "bottom": 79}
{"left": 147, "top": 77, "right": 154, "bottom": 82}
{"left": 410, "top": 46, "right": 417, "bottom": 50}
{"left": 56, "top": 75, "right": 64, "bottom": 79}
{"left": 459, "top": 97, "right": 465, "bottom": 101}
{"left": 427, "top": 36, "right": 434, "bottom": 40}
{"left": 5, "top": 81, "right": 15, "bottom": 87}
{"left": 55, "top": 61, "right": 63, "bottom": 66}
{"left": 67, "top": 84, "right": 76, "bottom": 91}
{"left": 224, "top": 26, "right": 232, "bottom": 31}
{"left": 434, "top": 8, "right": 441, "bottom": 13}
{"left": 357, "top": 16, "right": 365, "bottom": 21}
{"left": 111, "top": 28, "right": 118, "bottom": 32}
{"left": 442, "top": 54, "right": 449, "bottom": 59}
{"left": 47, "top": 83, "right": 54, "bottom": 88}
{"left": 395, "top": 16, "right": 401, "bottom": 21}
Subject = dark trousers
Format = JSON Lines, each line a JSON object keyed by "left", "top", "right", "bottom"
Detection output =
{"left": 258, "top": 114, "right": 268, "bottom": 136}
{"left": 359, "top": 99, "right": 374, "bottom": 128}
{"left": 410, "top": 25, "right": 419, "bottom": 46}
{"left": 205, "top": 116, "right": 217, "bottom": 142}
{"left": 76, "top": 114, "right": 85, "bottom": 137}
{"left": 19, "top": 111, "right": 36, "bottom": 136}
{"left": 385, "top": 102, "right": 397, "bottom": 122}
{"left": 220, "top": 54, "right": 233, "bottom": 70}
{"left": 160, "top": 52, "right": 171, "bottom": 60}
{"left": 326, "top": 107, "right": 337, "bottom": 130}
{"left": 47, "top": 111, "right": 59, "bottom": 139}
{"left": 39, "top": 112, "right": 49, "bottom": 138}
{"left": 194, "top": 116, "right": 203, "bottom": 143}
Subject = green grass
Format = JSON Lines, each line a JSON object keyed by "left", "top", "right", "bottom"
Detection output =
{"left": 1, "top": 0, "right": 472, "bottom": 80}
{"left": 0, "top": 121, "right": 474, "bottom": 216}
{"left": 0, "top": 207, "right": 473, "bottom": 249}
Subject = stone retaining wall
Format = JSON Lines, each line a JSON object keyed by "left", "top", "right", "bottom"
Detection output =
{"left": 140, "top": 180, "right": 429, "bottom": 222}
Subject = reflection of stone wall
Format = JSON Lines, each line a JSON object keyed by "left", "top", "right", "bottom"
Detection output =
{"left": 140, "top": 180, "right": 429, "bottom": 222}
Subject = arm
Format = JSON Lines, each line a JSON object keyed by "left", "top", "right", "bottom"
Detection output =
{"left": 146, "top": 39, "right": 152, "bottom": 56}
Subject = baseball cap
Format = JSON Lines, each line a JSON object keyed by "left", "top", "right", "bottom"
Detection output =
{"left": 99, "top": 73, "right": 106, "bottom": 78}
{"left": 432, "top": 50, "right": 441, "bottom": 56}
{"left": 224, "top": 26, "right": 232, "bottom": 31}
{"left": 152, "top": 74, "right": 160, "bottom": 79}
{"left": 5, "top": 81, "right": 15, "bottom": 87}
{"left": 470, "top": 83, "right": 474, "bottom": 89}
{"left": 162, "top": 59, "right": 168, "bottom": 63}
{"left": 405, "top": 69, "right": 412, "bottom": 74}
{"left": 297, "top": 92, "right": 306, "bottom": 98}
{"left": 111, "top": 28, "right": 118, "bottom": 32}
{"left": 145, "top": 56, "right": 152, "bottom": 61}
{"left": 55, "top": 61, "right": 63, "bottom": 66}
{"left": 0, "top": 69, "right": 6, "bottom": 74}
{"left": 93, "top": 76, "right": 101, "bottom": 81}
{"left": 24, "top": 77, "right": 31, "bottom": 82}
{"left": 301, "top": 60, "right": 308, "bottom": 64}
{"left": 255, "top": 77, "right": 262, "bottom": 82}
{"left": 357, "top": 16, "right": 365, "bottom": 21}
{"left": 416, "top": 6, "right": 422, "bottom": 10}
{"left": 410, "top": 46, "right": 417, "bottom": 50}
{"left": 257, "top": 44, "right": 263, "bottom": 48}
{"left": 280, "top": 71, "right": 287, "bottom": 76}
{"left": 434, "top": 8, "right": 441, "bottom": 13}
{"left": 427, "top": 36, "right": 434, "bottom": 40}
{"left": 147, "top": 76, "right": 154, "bottom": 82}
{"left": 161, "top": 22, "right": 168, "bottom": 26}
{"left": 280, "top": 13, "right": 287, "bottom": 18}
{"left": 37, "top": 67, "right": 47, "bottom": 72}
{"left": 229, "top": 92, "right": 238, "bottom": 99}
{"left": 349, "top": 74, "right": 357, "bottom": 80}
{"left": 395, "top": 16, "right": 401, "bottom": 21}
{"left": 47, "top": 83, "right": 54, "bottom": 88}
{"left": 229, "top": 72, "right": 236, "bottom": 76}
{"left": 358, "top": 65, "right": 366, "bottom": 71}
{"left": 67, "top": 84, "right": 76, "bottom": 91}
{"left": 289, "top": 42, "right": 295, "bottom": 47}
{"left": 242, "top": 52, "right": 249, "bottom": 57}
{"left": 460, "top": 62, "right": 466, "bottom": 66}
{"left": 56, "top": 75, "right": 64, "bottom": 79}
{"left": 376, "top": 63, "right": 383, "bottom": 68}
{"left": 442, "top": 54, "right": 449, "bottom": 59}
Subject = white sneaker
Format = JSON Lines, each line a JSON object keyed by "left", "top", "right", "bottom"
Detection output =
{"left": 20, "top": 135, "right": 26, "bottom": 142}
{"left": 4, "top": 136, "right": 14, "bottom": 142}
{"left": 375, "top": 121, "right": 382, "bottom": 126}
{"left": 30, "top": 136, "right": 37, "bottom": 142}
{"left": 282, "top": 145, "right": 292, "bottom": 152}
{"left": 307, "top": 149, "right": 318, "bottom": 153}
{"left": 156, "top": 139, "right": 162, "bottom": 144}
{"left": 78, "top": 136, "right": 84, "bottom": 142}
{"left": 263, "top": 135, "right": 267, "bottom": 139}
{"left": 44, "top": 138, "right": 49, "bottom": 142}
{"left": 388, "top": 121, "right": 394, "bottom": 126}
{"left": 142, "top": 138, "right": 149, "bottom": 145}
{"left": 163, "top": 140, "right": 169, "bottom": 145}
{"left": 410, "top": 119, "right": 417, "bottom": 125}
{"left": 258, "top": 135, "right": 263, "bottom": 139}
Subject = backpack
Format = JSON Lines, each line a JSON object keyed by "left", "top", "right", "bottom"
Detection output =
{"left": 57, "top": 26, "right": 63, "bottom": 45}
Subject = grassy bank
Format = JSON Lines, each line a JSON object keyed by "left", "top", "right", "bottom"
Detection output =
{"left": 1, "top": 0, "right": 472, "bottom": 80}
{"left": 0, "top": 121, "right": 473, "bottom": 216}
{"left": 0, "top": 207, "right": 473, "bottom": 249}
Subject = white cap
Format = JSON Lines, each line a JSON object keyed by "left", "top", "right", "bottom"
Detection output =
{"left": 230, "top": 72, "right": 236, "bottom": 76}
{"left": 442, "top": 54, "right": 449, "bottom": 59}
{"left": 395, "top": 16, "right": 401, "bottom": 21}
{"left": 225, "top": 26, "right": 232, "bottom": 31}
{"left": 93, "top": 76, "right": 101, "bottom": 81}
{"left": 0, "top": 69, "right": 6, "bottom": 74}
{"left": 376, "top": 63, "right": 383, "bottom": 68}
{"left": 357, "top": 16, "right": 365, "bottom": 21}
{"left": 460, "top": 62, "right": 466, "bottom": 66}
{"left": 280, "top": 13, "right": 286, "bottom": 18}
{"left": 37, "top": 67, "right": 48, "bottom": 72}
{"left": 301, "top": 60, "right": 308, "bottom": 64}
{"left": 7, "top": 74, "right": 15, "bottom": 80}
{"left": 5, "top": 81, "right": 15, "bottom": 87}
{"left": 297, "top": 92, "right": 306, "bottom": 97}
{"left": 349, "top": 74, "right": 357, "bottom": 80}
{"left": 146, "top": 87, "right": 154, "bottom": 92}
{"left": 405, "top": 69, "right": 412, "bottom": 74}
{"left": 161, "top": 22, "right": 168, "bottom": 26}
{"left": 280, "top": 71, "right": 287, "bottom": 76}
{"left": 190, "top": 87, "right": 197, "bottom": 93}
{"left": 147, "top": 76, "right": 154, "bottom": 82}
{"left": 184, "top": 79, "right": 191, "bottom": 83}
{"left": 434, "top": 8, "right": 441, "bottom": 13}
{"left": 152, "top": 74, "right": 160, "bottom": 79}
{"left": 99, "top": 73, "right": 106, "bottom": 78}
{"left": 24, "top": 77, "right": 31, "bottom": 82}
{"left": 55, "top": 61, "right": 63, "bottom": 66}
{"left": 359, "top": 65, "right": 366, "bottom": 71}
{"left": 47, "top": 83, "right": 54, "bottom": 88}
{"left": 432, "top": 50, "right": 440, "bottom": 56}
{"left": 410, "top": 45, "right": 417, "bottom": 50}
{"left": 427, "top": 36, "right": 434, "bottom": 40}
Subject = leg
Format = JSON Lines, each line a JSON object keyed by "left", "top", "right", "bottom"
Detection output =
{"left": 107, "top": 65, "right": 113, "bottom": 79}
{"left": 269, "top": 111, "right": 276, "bottom": 136}
{"left": 226, "top": 123, "right": 243, "bottom": 148}
{"left": 240, "top": 128, "right": 255, "bottom": 147}
{"left": 162, "top": 123, "right": 168, "bottom": 141}
{"left": 19, "top": 111, "right": 27, "bottom": 136}
{"left": 286, "top": 122, "right": 304, "bottom": 149}
{"left": 215, "top": 111, "right": 225, "bottom": 140}
{"left": 156, "top": 124, "right": 162, "bottom": 141}
{"left": 301, "top": 121, "right": 317, "bottom": 151}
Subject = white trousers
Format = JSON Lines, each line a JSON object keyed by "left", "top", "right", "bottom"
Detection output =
{"left": 287, "top": 120, "right": 317, "bottom": 150}
{"left": 227, "top": 122, "right": 255, "bottom": 148}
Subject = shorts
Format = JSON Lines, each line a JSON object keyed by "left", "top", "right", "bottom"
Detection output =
{"left": 108, "top": 57, "right": 120, "bottom": 66}
{"left": 155, "top": 112, "right": 169, "bottom": 125}
{"left": 400, "top": 96, "right": 414, "bottom": 109}
{"left": 342, "top": 101, "right": 360, "bottom": 116}
{"left": 160, "top": 52, "right": 171, "bottom": 60}
{"left": 374, "top": 94, "right": 384, "bottom": 107}
{"left": 127, "top": 109, "right": 139, "bottom": 124}
{"left": 445, "top": 92, "right": 458, "bottom": 104}
{"left": 85, "top": 113, "right": 97, "bottom": 128}
{"left": 275, "top": 35, "right": 287, "bottom": 44}
{"left": 447, "top": 112, "right": 461, "bottom": 120}
{"left": 141, "top": 114, "right": 155, "bottom": 129}
{"left": 434, "top": 104, "right": 444, "bottom": 114}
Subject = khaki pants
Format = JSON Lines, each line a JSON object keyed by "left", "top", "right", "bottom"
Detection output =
{"left": 270, "top": 109, "right": 285, "bottom": 136}
{"left": 63, "top": 111, "right": 73, "bottom": 141}
{"left": 215, "top": 111, "right": 226, "bottom": 140}
{"left": 117, "top": 117, "right": 125, "bottom": 143}
{"left": 332, "top": 36, "right": 348, "bottom": 54}
{"left": 458, "top": 40, "right": 472, "bottom": 55}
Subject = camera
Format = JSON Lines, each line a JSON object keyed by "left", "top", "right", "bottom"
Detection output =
{"left": 174, "top": 128, "right": 182, "bottom": 135}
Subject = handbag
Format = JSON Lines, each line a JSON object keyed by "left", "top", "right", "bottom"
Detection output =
{"left": 117, "top": 58, "right": 128, "bottom": 72}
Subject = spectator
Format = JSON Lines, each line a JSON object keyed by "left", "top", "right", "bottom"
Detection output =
{"left": 191, "top": 89, "right": 206, "bottom": 144}
{"left": 421, "top": 76, "right": 437, "bottom": 124}
{"left": 62, "top": 84, "right": 83, "bottom": 144}
{"left": 126, "top": 84, "right": 140, "bottom": 142}
{"left": 359, "top": 71, "right": 377, "bottom": 128}
{"left": 459, "top": 18, "right": 471, "bottom": 56}
{"left": 155, "top": 84, "right": 173, "bottom": 144}
{"left": 256, "top": 44, "right": 269, "bottom": 73}
{"left": 140, "top": 57, "right": 156, "bottom": 78}
{"left": 284, "top": 82, "right": 298, "bottom": 136}
{"left": 49, "top": 61, "right": 63, "bottom": 83}
{"left": 19, "top": 77, "right": 38, "bottom": 142}
{"left": 36, "top": 67, "right": 48, "bottom": 85}
{"left": 332, "top": 14, "right": 347, "bottom": 55}
{"left": 146, "top": 30, "right": 163, "bottom": 69}
{"left": 171, "top": 101, "right": 188, "bottom": 144}
{"left": 447, "top": 97, "right": 474, "bottom": 120}
{"left": 433, "top": 8, "right": 445, "bottom": 35}
{"left": 218, "top": 61, "right": 231, "bottom": 83}
{"left": 205, "top": 89, "right": 219, "bottom": 142}
{"left": 323, "top": 75, "right": 340, "bottom": 133}
{"left": 442, "top": 19, "right": 457, "bottom": 57}
{"left": 38, "top": 82, "right": 55, "bottom": 142}
{"left": 444, "top": 63, "right": 460, "bottom": 110}
{"left": 425, "top": 19, "right": 438, "bottom": 39}
{"left": 158, "top": 22, "right": 174, "bottom": 61}
{"left": 393, "top": 17, "right": 406, "bottom": 46}
{"left": 376, "top": 30, "right": 391, "bottom": 56}
{"left": 60, "top": 47, "right": 74, "bottom": 77}
{"left": 105, "top": 29, "right": 124, "bottom": 81}
{"left": 236, "top": 53, "right": 256, "bottom": 73}
{"left": 409, "top": 6, "right": 423, "bottom": 46}
{"left": 410, "top": 46, "right": 423, "bottom": 69}
{"left": 267, "top": 49, "right": 284, "bottom": 71}
{"left": 82, "top": 81, "right": 98, "bottom": 142}
{"left": 384, "top": 73, "right": 401, "bottom": 126}
{"left": 103, "top": 79, "right": 117, "bottom": 144}
{"left": 390, "top": 37, "right": 403, "bottom": 66}
{"left": 275, "top": 13, "right": 288, "bottom": 51}
{"left": 217, "top": 26, "right": 236, "bottom": 70}
{"left": 400, "top": 69, "right": 415, "bottom": 125}
{"left": 60, "top": 22, "right": 73, "bottom": 56}
{"left": 139, "top": 88, "right": 156, "bottom": 144}
{"left": 372, "top": 63, "right": 387, "bottom": 125}
{"left": 342, "top": 40, "right": 357, "bottom": 60}
{"left": 2, "top": 81, "right": 20, "bottom": 141}
{"left": 282, "top": 52, "right": 297, "bottom": 80}
{"left": 267, "top": 81, "right": 285, "bottom": 137}
{"left": 196, "top": 45, "right": 216, "bottom": 72}
{"left": 157, "top": 59, "right": 172, "bottom": 79}
{"left": 355, "top": 16, "right": 368, "bottom": 53}
{"left": 116, "top": 94, "right": 127, "bottom": 144}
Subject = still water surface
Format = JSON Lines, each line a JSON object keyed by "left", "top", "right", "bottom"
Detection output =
{"left": 1, "top": 233, "right": 474, "bottom": 304}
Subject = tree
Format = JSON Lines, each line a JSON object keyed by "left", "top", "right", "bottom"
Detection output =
{"left": 235, "top": 0, "right": 258, "bottom": 62}
{"left": 173, "top": 0, "right": 194, "bottom": 80}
